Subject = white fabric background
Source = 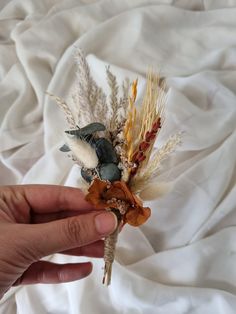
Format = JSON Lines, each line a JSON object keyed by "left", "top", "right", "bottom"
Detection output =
{"left": 1, "top": 0, "right": 236, "bottom": 313}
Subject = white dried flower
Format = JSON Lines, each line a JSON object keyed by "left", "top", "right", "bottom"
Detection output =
{"left": 66, "top": 136, "right": 98, "bottom": 169}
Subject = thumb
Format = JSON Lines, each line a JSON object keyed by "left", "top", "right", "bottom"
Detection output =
{"left": 18, "top": 211, "right": 117, "bottom": 261}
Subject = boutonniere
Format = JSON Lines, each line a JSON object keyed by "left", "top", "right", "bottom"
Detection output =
{"left": 48, "top": 50, "right": 180, "bottom": 285}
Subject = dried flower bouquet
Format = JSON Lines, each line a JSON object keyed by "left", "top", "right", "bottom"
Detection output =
{"left": 47, "top": 50, "right": 180, "bottom": 285}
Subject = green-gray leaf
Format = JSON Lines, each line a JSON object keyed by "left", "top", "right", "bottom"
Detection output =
{"left": 65, "top": 123, "right": 106, "bottom": 137}
{"left": 59, "top": 144, "right": 71, "bottom": 152}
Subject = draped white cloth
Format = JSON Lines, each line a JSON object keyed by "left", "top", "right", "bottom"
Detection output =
{"left": 1, "top": 0, "right": 236, "bottom": 313}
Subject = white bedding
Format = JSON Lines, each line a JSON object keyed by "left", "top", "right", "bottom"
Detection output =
{"left": 1, "top": 0, "right": 236, "bottom": 313}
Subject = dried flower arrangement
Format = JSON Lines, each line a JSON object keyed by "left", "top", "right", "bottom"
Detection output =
{"left": 47, "top": 50, "right": 180, "bottom": 285}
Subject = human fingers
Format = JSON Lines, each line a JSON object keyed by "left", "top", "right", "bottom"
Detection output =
{"left": 59, "top": 240, "right": 104, "bottom": 258}
{"left": 17, "top": 184, "right": 95, "bottom": 214}
{"left": 31, "top": 209, "right": 99, "bottom": 224}
{"left": 17, "top": 211, "right": 117, "bottom": 261}
{"left": 13, "top": 261, "right": 93, "bottom": 286}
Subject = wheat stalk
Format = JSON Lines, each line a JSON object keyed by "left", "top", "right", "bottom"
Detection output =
{"left": 138, "top": 79, "right": 166, "bottom": 169}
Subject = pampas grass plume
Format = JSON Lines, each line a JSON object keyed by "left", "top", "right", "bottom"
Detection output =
{"left": 66, "top": 136, "right": 99, "bottom": 169}
{"left": 139, "top": 182, "right": 173, "bottom": 201}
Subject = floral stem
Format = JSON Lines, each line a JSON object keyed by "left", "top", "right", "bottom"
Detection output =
{"left": 103, "top": 228, "right": 119, "bottom": 285}
{"left": 103, "top": 209, "right": 122, "bottom": 286}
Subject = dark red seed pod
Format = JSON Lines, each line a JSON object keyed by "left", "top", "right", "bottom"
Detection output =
{"left": 152, "top": 118, "right": 161, "bottom": 132}
{"left": 146, "top": 132, "right": 156, "bottom": 142}
{"left": 145, "top": 131, "right": 151, "bottom": 142}
{"left": 137, "top": 154, "right": 146, "bottom": 162}
{"left": 139, "top": 141, "right": 150, "bottom": 151}
{"left": 132, "top": 151, "right": 139, "bottom": 161}
{"left": 131, "top": 167, "right": 137, "bottom": 175}
{"left": 135, "top": 151, "right": 144, "bottom": 161}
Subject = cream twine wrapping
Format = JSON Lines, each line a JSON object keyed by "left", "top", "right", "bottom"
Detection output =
{"left": 103, "top": 227, "right": 119, "bottom": 285}
{"left": 103, "top": 207, "right": 123, "bottom": 286}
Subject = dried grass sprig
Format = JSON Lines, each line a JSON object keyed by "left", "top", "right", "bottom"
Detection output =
{"left": 72, "top": 52, "right": 95, "bottom": 125}
{"left": 148, "top": 133, "right": 181, "bottom": 177}
{"left": 139, "top": 181, "right": 172, "bottom": 201}
{"left": 130, "top": 133, "right": 181, "bottom": 193}
{"left": 123, "top": 72, "right": 166, "bottom": 180}
{"left": 46, "top": 92, "right": 76, "bottom": 128}
{"left": 90, "top": 85, "right": 107, "bottom": 125}
{"left": 138, "top": 86, "right": 166, "bottom": 170}
{"left": 120, "top": 78, "right": 130, "bottom": 112}
{"left": 106, "top": 66, "right": 119, "bottom": 130}
{"left": 114, "top": 78, "right": 130, "bottom": 126}
{"left": 137, "top": 71, "right": 159, "bottom": 141}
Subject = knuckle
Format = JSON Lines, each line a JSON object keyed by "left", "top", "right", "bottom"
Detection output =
{"left": 65, "top": 217, "right": 88, "bottom": 245}
{"left": 18, "top": 244, "right": 40, "bottom": 262}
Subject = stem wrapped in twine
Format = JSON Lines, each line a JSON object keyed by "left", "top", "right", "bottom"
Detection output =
{"left": 103, "top": 209, "right": 122, "bottom": 286}
{"left": 103, "top": 227, "right": 119, "bottom": 285}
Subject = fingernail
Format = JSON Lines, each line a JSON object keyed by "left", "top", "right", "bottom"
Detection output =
{"left": 95, "top": 212, "right": 118, "bottom": 235}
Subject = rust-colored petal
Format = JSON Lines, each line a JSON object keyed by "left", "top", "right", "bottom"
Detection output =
{"left": 104, "top": 181, "right": 136, "bottom": 204}
{"left": 85, "top": 178, "right": 108, "bottom": 209}
{"left": 125, "top": 206, "right": 151, "bottom": 227}
{"left": 103, "top": 185, "right": 127, "bottom": 201}
{"left": 132, "top": 193, "right": 143, "bottom": 207}
{"left": 85, "top": 178, "right": 151, "bottom": 226}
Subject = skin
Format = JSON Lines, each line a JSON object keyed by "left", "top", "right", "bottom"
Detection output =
{"left": 0, "top": 185, "right": 117, "bottom": 299}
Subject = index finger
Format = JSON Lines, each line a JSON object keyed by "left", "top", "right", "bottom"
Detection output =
{"left": 19, "top": 184, "right": 95, "bottom": 214}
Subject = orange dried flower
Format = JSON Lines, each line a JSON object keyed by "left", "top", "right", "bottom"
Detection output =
{"left": 85, "top": 179, "right": 108, "bottom": 209}
{"left": 85, "top": 178, "right": 151, "bottom": 227}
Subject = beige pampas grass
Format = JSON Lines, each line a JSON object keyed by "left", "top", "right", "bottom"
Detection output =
{"left": 146, "top": 133, "right": 181, "bottom": 178}
{"left": 66, "top": 136, "right": 99, "bottom": 169}
{"left": 65, "top": 50, "right": 130, "bottom": 132}
{"left": 106, "top": 66, "right": 119, "bottom": 130}
{"left": 46, "top": 92, "right": 77, "bottom": 128}
{"left": 139, "top": 182, "right": 173, "bottom": 201}
{"left": 130, "top": 133, "right": 181, "bottom": 193}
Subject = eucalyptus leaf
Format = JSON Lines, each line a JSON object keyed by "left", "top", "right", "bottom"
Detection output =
{"left": 65, "top": 122, "right": 106, "bottom": 137}
{"left": 95, "top": 138, "right": 118, "bottom": 164}
{"left": 99, "top": 163, "right": 121, "bottom": 182}
{"left": 59, "top": 144, "right": 71, "bottom": 152}
{"left": 81, "top": 168, "right": 94, "bottom": 183}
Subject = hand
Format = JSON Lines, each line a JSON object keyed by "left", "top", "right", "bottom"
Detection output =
{"left": 0, "top": 185, "right": 117, "bottom": 299}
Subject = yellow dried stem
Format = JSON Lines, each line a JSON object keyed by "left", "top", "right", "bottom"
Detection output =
{"left": 132, "top": 78, "right": 138, "bottom": 102}
{"left": 141, "top": 100, "right": 165, "bottom": 168}
{"left": 124, "top": 73, "right": 166, "bottom": 171}
{"left": 130, "top": 72, "right": 166, "bottom": 167}
{"left": 137, "top": 71, "right": 160, "bottom": 142}
{"left": 124, "top": 79, "right": 138, "bottom": 162}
